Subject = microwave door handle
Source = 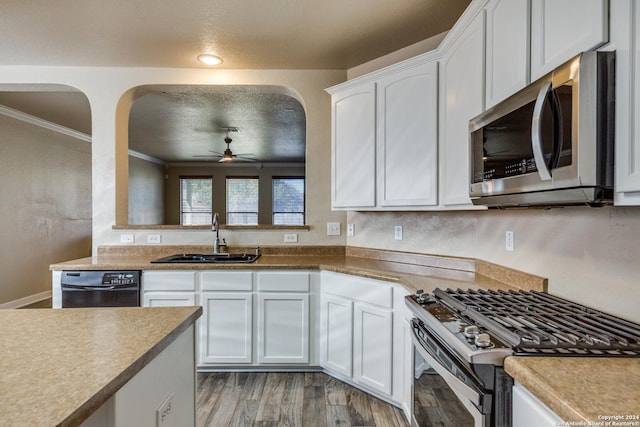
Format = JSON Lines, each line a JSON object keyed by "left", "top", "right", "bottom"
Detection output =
{"left": 531, "top": 82, "right": 552, "bottom": 181}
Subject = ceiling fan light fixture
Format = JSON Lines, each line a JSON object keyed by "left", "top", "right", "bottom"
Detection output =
{"left": 219, "top": 148, "right": 234, "bottom": 162}
{"left": 197, "top": 54, "right": 223, "bottom": 66}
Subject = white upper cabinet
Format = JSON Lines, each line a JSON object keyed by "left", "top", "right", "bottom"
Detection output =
{"left": 330, "top": 83, "right": 376, "bottom": 209}
{"left": 485, "top": 0, "right": 531, "bottom": 107}
{"left": 613, "top": 0, "right": 640, "bottom": 203}
{"left": 376, "top": 61, "right": 439, "bottom": 207}
{"left": 439, "top": 12, "right": 486, "bottom": 207}
{"left": 530, "top": 0, "right": 609, "bottom": 80}
{"left": 329, "top": 56, "right": 439, "bottom": 211}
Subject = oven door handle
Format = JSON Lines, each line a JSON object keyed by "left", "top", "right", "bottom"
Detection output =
{"left": 411, "top": 322, "right": 485, "bottom": 409}
{"left": 531, "top": 81, "right": 553, "bottom": 181}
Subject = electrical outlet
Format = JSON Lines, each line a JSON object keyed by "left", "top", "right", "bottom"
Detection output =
{"left": 347, "top": 223, "right": 355, "bottom": 237}
{"left": 505, "top": 230, "right": 515, "bottom": 251}
{"left": 394, "top": 225, "right": 403, "bottom": 241}
{"left": 147, "top": 234, "right": 161, "bottom": 244}
{"left": 284, "top": 233, "right": 298, "bottom": 243}
{"left": 120, "top": 234, "right": 134, "bottom": 243}
{"left": 156, "top": 393, "right": 174, "bottom": 426}
{"left": 327, "top": 222, "right": 341, "bottom": 236}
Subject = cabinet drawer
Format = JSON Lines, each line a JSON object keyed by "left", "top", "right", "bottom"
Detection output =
{"left": 257, "top": 271, "right": 310, "bottom": 292}
{"left": 142, "top": 271, "right": 196, "bottom": 291}
{"left": 200, "top": 271, "right": 253, "bottom": 291}
{"left": 321, "top": 271, "right": 393, "bottom": 308}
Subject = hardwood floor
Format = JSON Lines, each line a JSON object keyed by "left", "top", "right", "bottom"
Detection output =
{"left": 196, "top": 372, "right": 409, "bottom": 427}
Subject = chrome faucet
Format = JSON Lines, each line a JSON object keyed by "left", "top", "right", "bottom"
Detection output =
{"left": 212, "top": 212, "right": 226, "bottom": 254}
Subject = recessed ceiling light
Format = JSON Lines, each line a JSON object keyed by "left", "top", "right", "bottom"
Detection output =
{"left": 197, "top": 54, "right": 223, "bottom": 66}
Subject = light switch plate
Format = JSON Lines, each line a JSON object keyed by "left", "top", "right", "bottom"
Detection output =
{"left": 120, "top": 234, "right": 134, "bottom": 243}
{"left": 327, "top": 222, "right": 341, "bottom": 236}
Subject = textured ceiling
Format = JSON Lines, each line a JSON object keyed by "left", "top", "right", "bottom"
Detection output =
{"left": 1, "top": 0, "right": 471, "bottom": 69}
{"left": 128, "top": 86, "right": 306, "bottom": 163}
{"left": 0, "top": 0, "right": 471, "bottom": 163}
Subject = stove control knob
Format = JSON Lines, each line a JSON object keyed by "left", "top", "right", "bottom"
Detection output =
{"left": 463, "top": 325, "right": 480, "bottom": 338}
{"left": 474, "top": 333, "right": 492, "bottom": 349}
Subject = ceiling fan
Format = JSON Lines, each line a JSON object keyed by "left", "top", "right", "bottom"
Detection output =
{"left": 194, "top": 127, "right": 257, "bottom": 163}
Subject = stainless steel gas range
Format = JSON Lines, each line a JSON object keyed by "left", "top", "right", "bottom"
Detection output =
{"left": 405, "top": 288, "right": 640, "bottom": 427}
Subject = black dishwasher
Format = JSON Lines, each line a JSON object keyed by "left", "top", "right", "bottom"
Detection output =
{"left": 61, "top": 271, "right": 141, "bottom": 308}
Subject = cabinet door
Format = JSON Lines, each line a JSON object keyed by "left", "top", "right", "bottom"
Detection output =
{"left": 331, "top": 83, "right": 376, "bottom": 209}
{"left": 200, "top": 292, "right": 253, "bottom": 364}
{"left": 257, "top": 293, "right": 309, "bottom": 364}
{"left": 615, "top": 1, "right": 640, "bottom": 201}
{"left": 531, "top": 0, "right": 608, "bottom": 80}
{"left": 353, "top": 303, "right": 393, "bottom": 395}
{"left": 142, "top": 292, "right": 196, "bottom": 307}
{"left": 512, "top": 382, "right": 563, "bottom": 426}
{"left": 320, "top": 295, "right": 354, "bottom": 377}
{"left": 377, "top": 61, "right": 438, "bottom": 207}
{"left": 485, "top": 0, "right": 531, "bottom": 107}
{"left": 439, "top": 13, "right": 485, "bottom": 207}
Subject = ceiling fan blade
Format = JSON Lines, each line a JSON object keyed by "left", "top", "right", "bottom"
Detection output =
{"left": 235, "top": 156, "right": 257, "bottom": 162}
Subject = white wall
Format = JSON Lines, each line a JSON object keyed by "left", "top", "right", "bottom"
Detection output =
{"left": 0, "top": 67, "right": 348, "bottom": 252}
{"left": 348, "top": 208, "right": 640, "bottom": 323}
{"left": 128, "top": 156, "right": 165, "bottom": 225}
{"left": 0, "top": 113, "right": 91, "bottom": 304}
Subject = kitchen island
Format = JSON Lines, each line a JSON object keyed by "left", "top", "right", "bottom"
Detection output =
{"left": 0, "top": 306, "right": 202, "bottom": 427}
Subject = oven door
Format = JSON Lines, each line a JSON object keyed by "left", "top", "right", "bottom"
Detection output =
{"left": 411, "top": 318, "right": 489, "bottom": 427}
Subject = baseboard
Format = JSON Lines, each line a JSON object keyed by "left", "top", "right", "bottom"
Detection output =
{"left": 0, "top": 290, "right": 52, "bottom": 309}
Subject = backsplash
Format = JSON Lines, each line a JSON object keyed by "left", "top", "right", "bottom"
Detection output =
{"left": 348, "top": 207, "right": 640, "bottom": 323}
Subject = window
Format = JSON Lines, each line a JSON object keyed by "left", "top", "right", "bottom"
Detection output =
{"left": 180, "top": 177, "right": 212, "bottom": 225}
{"left": 226, "top": 177, "right": 259, "bottom": 225}
{"left": 273, "top": 177, "right": 305, "bottom": 225}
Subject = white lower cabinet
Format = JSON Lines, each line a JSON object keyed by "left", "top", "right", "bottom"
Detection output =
{"left": 256, "top": 271, "right": 311, "bottom": 364}
{"left": 512, "top": 381, "right": 563, "bottom": 426}
{"left": 257, "top": 292, "right": 310, "bottom": 364}
{"left": 142, "top": 271, "right": 197, "bottom": 307}
{"left": 320, "top": 271, "right": 399, "bottom": 402}
{"left": 196, "top": 270, "right": 312, "bottom": 367}
{"left": 140, "top": 268, "right": 410, "bottom": 413}
{"left": 200, "top": 292, "right": 253, "bottom": 364}
{"left": 321, "top": 295, "right": 354, "bottom": 377}
{"left": 353, "top": 302, "right": 393, "bottom": 395}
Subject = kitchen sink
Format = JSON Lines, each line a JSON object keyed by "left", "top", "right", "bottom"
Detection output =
{"left": 150, "top": 253, "right": 260, "bottom": 264}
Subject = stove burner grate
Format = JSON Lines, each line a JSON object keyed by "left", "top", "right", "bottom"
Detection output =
{"left": 435, "top": 288, "right": 640, "bottom": 357}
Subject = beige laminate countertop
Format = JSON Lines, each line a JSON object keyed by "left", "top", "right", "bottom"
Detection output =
{"left": 505, "top": 356, "right": 640, "bottom": 424}
{"left": 0, "top": 306, "right": 202, "bottom": 427}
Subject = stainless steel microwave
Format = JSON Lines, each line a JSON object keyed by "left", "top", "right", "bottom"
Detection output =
{"left": 469, "top": 51, "right": 615, "bottom": 208}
